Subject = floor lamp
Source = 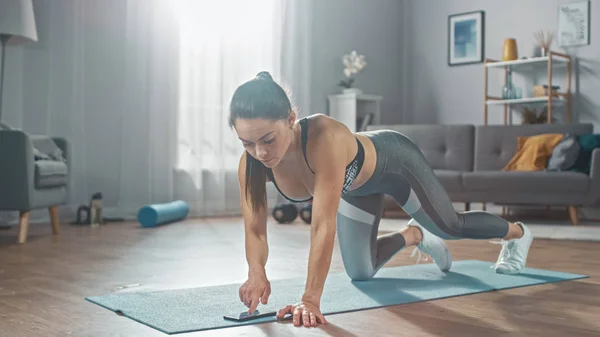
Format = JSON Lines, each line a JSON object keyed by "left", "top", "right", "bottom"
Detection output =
{"left": 0, "top": 0, "right": 38, "bottom": 122}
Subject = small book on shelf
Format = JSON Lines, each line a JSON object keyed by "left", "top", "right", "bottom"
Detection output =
{"left": 357, "top": 113, "right": 374, "bottom": 131}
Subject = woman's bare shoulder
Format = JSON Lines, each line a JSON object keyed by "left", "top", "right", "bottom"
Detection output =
{"left": 304, "top": 114, "right": 356, "bottom": 166}
{"left": 306, "top": 113, "right": 352, "bottom": 135}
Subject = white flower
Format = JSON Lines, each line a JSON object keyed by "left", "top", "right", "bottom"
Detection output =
{"left": 342, "top": 50, "right": 367, "bottom": 78}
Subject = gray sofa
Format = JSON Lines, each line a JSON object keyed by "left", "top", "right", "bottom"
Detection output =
{"left": 365, "top": 123, "right": 600, "bottom": 225}
{"left": 0, "top": 128, "right": 70, "bottom": 244}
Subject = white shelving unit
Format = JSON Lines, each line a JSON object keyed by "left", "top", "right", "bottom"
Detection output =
{"left": 485, "top": 96, "right": 565, "bottom": 106}
{"left": 483, "top": 51, "right": 572, "bottom": 125}
{"left": 484, "top": 55, "right": 568, "bottom": 69}
{"left": 327, "top": 93, "right": 382, "bottom": 132}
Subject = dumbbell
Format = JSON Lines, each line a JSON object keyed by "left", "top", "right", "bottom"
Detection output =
{"left": 299, "top": 203, "right": 312, "bottom": 224}
{"left": 272, "top": 203, "right": 298, "bottom": 224}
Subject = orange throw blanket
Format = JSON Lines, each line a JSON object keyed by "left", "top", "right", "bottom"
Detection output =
{"left": 503, "top": 133, "right": 564, "bottom": 171}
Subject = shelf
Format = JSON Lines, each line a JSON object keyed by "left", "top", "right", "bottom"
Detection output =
{"left": 485, "top": 96, "right": 565, "bottom": 106}
{"left": 483, "top": 51, "right": 572, "bottom": 125}
{"left": 485, "top": 55, "right": 569, "bottom": 70}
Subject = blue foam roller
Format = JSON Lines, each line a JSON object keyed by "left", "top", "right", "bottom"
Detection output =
{"left": 137, "top": 200, "right": 189, "bottom": 228}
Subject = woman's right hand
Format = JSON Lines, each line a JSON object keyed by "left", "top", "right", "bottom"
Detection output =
{"left": 239, "top": 269, "right": 271, "bottom": 313}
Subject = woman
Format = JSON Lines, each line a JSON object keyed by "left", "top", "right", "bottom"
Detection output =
{"left": 230, "top": 71, "right": 533, "bottom": 328}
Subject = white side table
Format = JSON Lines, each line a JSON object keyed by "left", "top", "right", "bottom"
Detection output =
{"left": 327, "top": 93, "right": 382, "bottom": 132}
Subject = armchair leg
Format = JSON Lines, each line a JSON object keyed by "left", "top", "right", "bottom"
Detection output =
{"left": 18, "top": 211, "right": 31, "bottom": 244}
{"left": 568, "top": 206, "right": 579, "bottom": 226}
{"left": 49, "top": 206, "right": 60, "bottom": 235}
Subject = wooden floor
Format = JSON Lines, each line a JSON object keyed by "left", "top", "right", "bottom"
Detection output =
{"left": 1, "top": 216, "right": 600, "bottom": 337}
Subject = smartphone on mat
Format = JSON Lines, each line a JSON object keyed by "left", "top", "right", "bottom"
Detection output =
{"left": 223, "top": 310, "right": 277, "bottom": 322}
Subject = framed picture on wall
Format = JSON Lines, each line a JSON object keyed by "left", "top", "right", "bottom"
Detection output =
{"left": 558, "top": 1, "right": 590, "bottom": 47}
{"left": 448, "top": 11, "right": 485, "bottom": 66}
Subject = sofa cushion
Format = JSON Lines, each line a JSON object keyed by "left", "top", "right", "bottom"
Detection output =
{"left": 30, "top": 135, "right": 66, "bottom": 162}
{"left": 366, "top": 124, "right": 474, "bottom": 171}
{"left": 462, "top": 171, "right": 589, "bottom": 193}
{"left": 434, "top": 170, "right": 463, "bottom": 193}
{"left": 474, "top": 123, "right": 594, "bottom": 171}
{"left": 35, "top": 160, "right": 69, "bottom": 189}
{"left": 547, "top": 133, "right": 580, "bottom": 171}
{"left": 570, "top": 133, "right": 600, "bottom": 174}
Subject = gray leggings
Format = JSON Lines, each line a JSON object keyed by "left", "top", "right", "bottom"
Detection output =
{"left": 336, "top": 130, "right": 509, "bottom": 281}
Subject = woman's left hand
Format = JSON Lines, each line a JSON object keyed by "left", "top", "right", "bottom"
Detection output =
{"left": 276, "top": 300, "right": 328, "bottom": 327}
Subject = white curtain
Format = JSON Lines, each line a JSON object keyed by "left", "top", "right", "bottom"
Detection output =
{"left": 281, "top": 0, "right": 312, "bottom": 119}
{"left": 0, "top": 0, "right": 311, "bottom": 225}
{"left": 116, "top": 0, "right": 180, "bottom": 216}
{"left": 173, "top": 0, "right": 284, "bottom": 217}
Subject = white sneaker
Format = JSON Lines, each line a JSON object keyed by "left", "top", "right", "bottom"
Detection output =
{"left": 407, "top": 219, "right": 452, "bottom": 272}
{"left": 492, "top": 222, "right": 533, "bottom": 275}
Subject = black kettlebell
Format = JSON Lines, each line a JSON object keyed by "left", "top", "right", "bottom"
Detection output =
{"left": 300, "top": 203, "right": 312, "bottom": 224}
{"left": 272, "top": 203, "right": 298, "bottom": 224}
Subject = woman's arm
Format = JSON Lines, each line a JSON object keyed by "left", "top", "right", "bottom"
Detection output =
{"left": 301, "top": 126, "right": 350, "bottom": 306}
{"left": 238, "top": 152, "right": 273, "bottom": 313}
{"left": 238, "top": 152, "right": 269, "bottom": 275}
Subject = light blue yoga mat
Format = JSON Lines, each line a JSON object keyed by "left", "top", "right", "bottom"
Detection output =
{"left": 85, "top": 260, "right": 587, "bottom": 335}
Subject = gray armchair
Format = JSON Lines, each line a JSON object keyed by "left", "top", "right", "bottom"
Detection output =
{"left": 0, "top": 129, "right": 70, "bottom": 244}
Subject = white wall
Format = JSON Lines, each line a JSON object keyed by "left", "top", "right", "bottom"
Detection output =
{"left": 404, "top": 0, "right": 600, "bottom": 128}
{"left": 310, "top": 0, "right": 405, "bottom": 124}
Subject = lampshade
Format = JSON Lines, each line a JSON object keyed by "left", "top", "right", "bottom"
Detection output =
{"left": 0, "top": 0, "right": 38, "bottom": 45}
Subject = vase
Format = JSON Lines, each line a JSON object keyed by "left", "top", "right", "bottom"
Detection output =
{"left": 342, "top": 87, "right": 363, "bottom": 94}
{"left": 502, "top": 69, "right": 514, "bottom": 99}
{"left": 502, "top": 38, "right": 518, "bottom": 61}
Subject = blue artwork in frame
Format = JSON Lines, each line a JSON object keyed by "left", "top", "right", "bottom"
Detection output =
{"left": 448, "top": 11, "right": 485, "bottom": 66}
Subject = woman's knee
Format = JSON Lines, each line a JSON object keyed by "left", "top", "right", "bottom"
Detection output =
{"left": 338, "top": 243, "right": 378, "bottom": 281}
{"left": 337, "top": 236, "right": 378, "bottom": 281}
{"left": 345, "top": 266, "right": 376, "bottom": 281}
{"left": 336, "top": 194, "right": 384, "bottom": 281}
